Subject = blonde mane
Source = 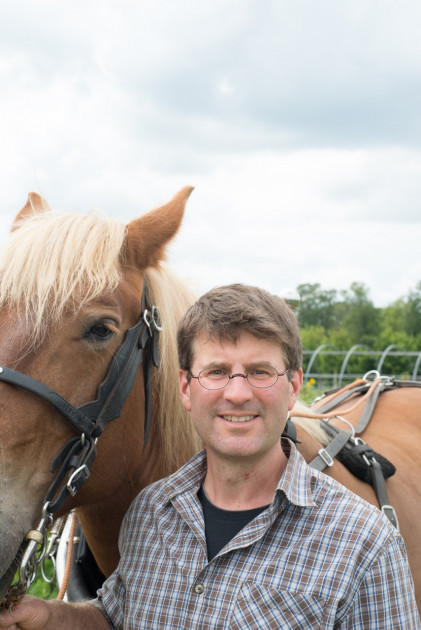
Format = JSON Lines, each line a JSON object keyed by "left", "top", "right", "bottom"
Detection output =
{"left": 0, "top": 207, "right": 201, "bottom": 472}
{"left": 145, "top": 266, "right": 202, "bottom": 470}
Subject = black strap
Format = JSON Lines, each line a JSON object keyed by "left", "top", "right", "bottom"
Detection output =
{"left": 308, "top": 428, "right": 352, "bottom": 471}
{"left": 0, "top": 367, "right": 95, "bottom": 436}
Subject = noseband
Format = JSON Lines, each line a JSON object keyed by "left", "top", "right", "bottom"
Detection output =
{"left": 0, "top": 284, "right": 161, "bottom": 590}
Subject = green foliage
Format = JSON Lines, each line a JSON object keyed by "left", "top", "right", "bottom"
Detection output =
{"left": 28, "top": 558, "right": 58, "bottom": 599}
{"left": 296, "top": 280, "right": 421, "bottom": 381}
{"left": 298, "top": 379, "right": 325, "bottom": 405}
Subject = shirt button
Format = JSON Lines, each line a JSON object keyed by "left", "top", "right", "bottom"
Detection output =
{"left": 194, "top": 583, "right": 205, "bottom": 594}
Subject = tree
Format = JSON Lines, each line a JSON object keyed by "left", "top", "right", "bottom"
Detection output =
{"left": 341, "top": 282, "right": 380, "bottom": 346}
{"left": 296, "top": 283, "right": 339, "bottom": 330}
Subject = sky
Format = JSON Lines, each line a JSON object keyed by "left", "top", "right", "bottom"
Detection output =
{"left": 1, "top": 0, "right": 421, "bottom": 307}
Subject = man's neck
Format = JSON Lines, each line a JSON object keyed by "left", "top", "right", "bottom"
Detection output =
{"left": 203, "top": 445, "right": 288, "bottom": 511}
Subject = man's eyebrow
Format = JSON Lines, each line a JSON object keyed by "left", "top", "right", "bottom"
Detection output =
{"left": 201, "top": 361, "right": 281, "bottom": 370}
{"left": 201, "top": 361, "right": 228, "bottom": 369}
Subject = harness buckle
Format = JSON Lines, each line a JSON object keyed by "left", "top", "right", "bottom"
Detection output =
{"left": 381, "top": 504, "right": 400, "bottom": 531}
{"left": 67, "top": 464, "right": 90, "bottom": 496}
{"left": 351, "top": 436, "right": 371, "bottom": 467}
{"left": 143, "top": 306, "right": 162, "bottom": 336}
{"left": 318, "top": 448, "right": 334, "bottom": 467}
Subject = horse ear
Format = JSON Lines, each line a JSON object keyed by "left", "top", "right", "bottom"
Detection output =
{"left": 125, "top": 186, "right": 193, "bottom": 269}
{"left": 12, "top": 192, "right": 51, "bottom": 231}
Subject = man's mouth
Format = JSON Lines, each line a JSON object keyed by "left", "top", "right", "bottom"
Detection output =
{"left": 221, "top": 415, "right": 257, "bottom": 423}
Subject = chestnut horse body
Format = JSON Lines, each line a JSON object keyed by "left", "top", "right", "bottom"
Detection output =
{"left": 0, "top": 190, "right": 420, "bottom": 613}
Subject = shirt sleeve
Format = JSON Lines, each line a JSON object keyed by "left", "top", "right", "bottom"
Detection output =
{"left": 92, "top": 569, "right": 126, "bottom": 630}
{"left": 338, "top": 535, "right": 421, "bottom": 628}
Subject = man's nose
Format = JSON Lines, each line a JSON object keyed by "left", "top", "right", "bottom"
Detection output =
{"left": 223, "top": 373, "right": 253, "bottom": 402}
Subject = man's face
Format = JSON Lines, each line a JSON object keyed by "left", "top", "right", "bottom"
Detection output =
{"left": 179, "top": 331, "right": 302, "bottom": 466}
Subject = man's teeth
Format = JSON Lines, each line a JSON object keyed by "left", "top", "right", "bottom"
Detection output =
{"left": 222, "top": 415, "right": 255, "bottom": 423}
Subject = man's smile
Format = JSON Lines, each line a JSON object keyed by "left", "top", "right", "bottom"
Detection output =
{"left": 221, "top": 414, "right": 258, "bottom": 423}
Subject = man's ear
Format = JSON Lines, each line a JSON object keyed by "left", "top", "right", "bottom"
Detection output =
{"left": 288, "top": 368, "right": 303, "bottom": 411}
{"left": 179, "top": 369, "right": 192, "bottom": 412}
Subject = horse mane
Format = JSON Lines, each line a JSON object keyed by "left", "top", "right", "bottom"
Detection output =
{"left": 0, "top": 207, "right": 201, "bottom": 474}
{"left": 145, "top": 266, "right": 202, "bottom": 472}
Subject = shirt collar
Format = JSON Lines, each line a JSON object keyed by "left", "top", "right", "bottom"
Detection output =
{"left": 276, "top": 438, "right": 316, "bottom": 507}
{"left": 163, "top": 439, "right": 316, "bottom": 508}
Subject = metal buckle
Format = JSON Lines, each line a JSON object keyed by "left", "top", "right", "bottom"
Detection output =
{"left": 381, "top": 505, "right": 400, "bottom": 531}
{"left": 352, "top": 436, "right": 371, "bottom": 467}
{"left": 143, "top": 306, "right": 162, "bottom": 336}
{"left": 19, "top": 503, "right": 53, "bottom": 589}
{"left": 151, "top": 305, "right": 162, "bottom": 332}
{"left": 67, "top": 464, "right": 90, "bottom": 496}
{"left": 318, "top": 448, "right": 334, "bottom": 467}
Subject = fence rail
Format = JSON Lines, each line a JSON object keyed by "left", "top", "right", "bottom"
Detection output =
{"left": 303, "top": 344, "right": 421, "bottom": 387}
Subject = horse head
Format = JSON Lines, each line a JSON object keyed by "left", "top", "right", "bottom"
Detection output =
{"left": 0, "top": 187, "right": 200, "bottom": 603}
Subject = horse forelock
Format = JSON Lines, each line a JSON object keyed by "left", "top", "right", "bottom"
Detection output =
{"left": 0, "top": 210, "right": 127, "bottom": 346}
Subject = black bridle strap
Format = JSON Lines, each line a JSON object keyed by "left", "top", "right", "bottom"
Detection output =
{"left": 0, "top": 366, "right": 95, "bottom": 436}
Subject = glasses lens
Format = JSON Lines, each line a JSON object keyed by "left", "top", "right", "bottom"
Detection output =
{"left": 198, "top": 368, "right": 230, "bottom": 390}
{"left": 247, "top": 367, "right": 278, "bottom": 388}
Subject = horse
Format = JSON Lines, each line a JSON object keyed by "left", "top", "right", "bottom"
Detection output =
{"left": 0, "top": 187, "right": 201, "bottom": 608}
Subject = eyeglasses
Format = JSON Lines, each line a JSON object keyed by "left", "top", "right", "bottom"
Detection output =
{"left": 188, "top": 366, "right": 290, "bottom": 390}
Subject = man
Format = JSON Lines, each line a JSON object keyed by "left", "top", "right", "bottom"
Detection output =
{"left": 0, "top": 284, "right": 420, "bottom": 628}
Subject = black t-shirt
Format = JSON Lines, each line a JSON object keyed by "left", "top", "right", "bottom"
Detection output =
{"left": 198, "top": 485, "right": 269, "bottom": 561}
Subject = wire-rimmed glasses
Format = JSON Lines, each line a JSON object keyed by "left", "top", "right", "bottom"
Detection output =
{"left": 188, "top": 366, "right": 290, "bottom": 390}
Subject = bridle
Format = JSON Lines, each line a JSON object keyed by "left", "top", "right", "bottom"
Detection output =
{"left": 0, "top": 284, "right": 161, "bottom": 590}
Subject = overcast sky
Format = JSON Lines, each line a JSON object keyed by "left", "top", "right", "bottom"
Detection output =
{"left": 1, "top": 0, "right": 421, "bottom": 306}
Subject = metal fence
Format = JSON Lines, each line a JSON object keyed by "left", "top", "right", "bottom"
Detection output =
{"left": 303, "top": 344, "right": 421, "bottom": 387}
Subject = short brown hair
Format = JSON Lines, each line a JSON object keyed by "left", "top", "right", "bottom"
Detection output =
{"left": 177, "top": 284, "right": 302, "bottom": 375}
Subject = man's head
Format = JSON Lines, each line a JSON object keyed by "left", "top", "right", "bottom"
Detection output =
{"left": 177, "top": 283, "right": 302, "bottom": 377}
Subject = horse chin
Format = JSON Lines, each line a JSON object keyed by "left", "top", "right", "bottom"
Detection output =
{"left": 0, "top": 544, "right": 25, "bottom": 606}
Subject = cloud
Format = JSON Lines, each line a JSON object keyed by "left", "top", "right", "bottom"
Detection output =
{"left": 1, "top": 0, "right": 420, "bottom": 306}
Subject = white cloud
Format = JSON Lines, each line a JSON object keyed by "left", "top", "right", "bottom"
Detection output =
{"left": 1, "top": 0, "right": 420, "bottom": 306}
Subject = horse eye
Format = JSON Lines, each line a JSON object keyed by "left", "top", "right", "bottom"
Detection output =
{"left": 85, "top": 323, "right": 114, "bottom": 341}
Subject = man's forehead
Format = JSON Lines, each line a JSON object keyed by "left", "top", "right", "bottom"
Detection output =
{"left": 191, "top": 330, "right": 285, "bottom": 363}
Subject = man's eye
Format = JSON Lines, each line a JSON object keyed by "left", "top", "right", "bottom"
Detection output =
{"left": 204, "top": 368, "right": 227, "bottom": 379}
{"left": 249, "top": 368, "right": 274, "bottom": 379}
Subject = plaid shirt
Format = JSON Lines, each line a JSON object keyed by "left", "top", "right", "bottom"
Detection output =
{"left": 94, "top": 441, "right": 420, "bottom": 629}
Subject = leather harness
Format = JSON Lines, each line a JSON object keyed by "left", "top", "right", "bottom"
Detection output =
{"left": 289, "top": 374, "right": 421, "bottom": 531}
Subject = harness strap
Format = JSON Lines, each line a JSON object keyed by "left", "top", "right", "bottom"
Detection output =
{"left": 352, "top": 380, "right": 385, "bottom": 434}
{"left": 308, "top": 428, "right": 352, "bottom": 471}
{"left": 315, "top": 381, "right": 373, "bottom": 414}
{"left": 0, "top": 367, "right": 95, "bottom": 436}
